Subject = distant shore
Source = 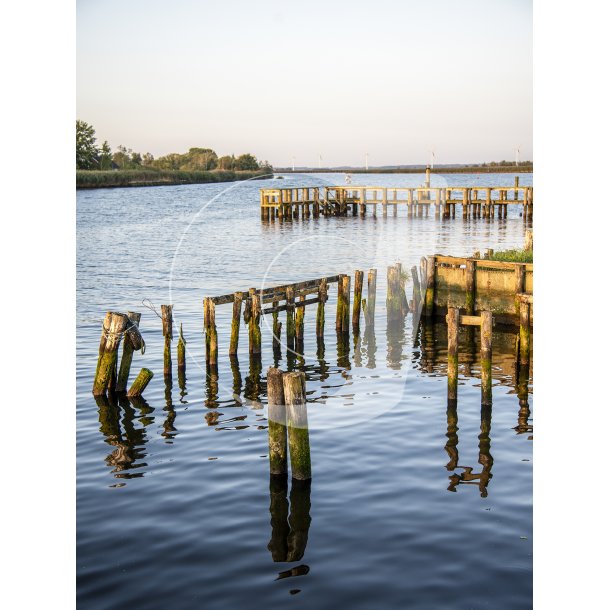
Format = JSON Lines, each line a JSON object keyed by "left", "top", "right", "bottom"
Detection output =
{"left": 76, "top": 168, "right": 272, "bottom": 189}
{"left": 274, "top": 166, "right": 533, "bottom": 175}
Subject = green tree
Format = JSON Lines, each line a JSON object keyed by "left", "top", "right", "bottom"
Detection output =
{"left": 234, "top": 153, "right": 259, "bottom": 170}
{"left": 76, "top": 120, "right": 99, "bottom": 169}
{"left": 99, "top": 141, "right": 113, "bottom": 170}
{"left": 217, "top": 155, "right": 235, "bottom": 170}
{"left": 142, "top": 152, "right": 155, "bottom": 166}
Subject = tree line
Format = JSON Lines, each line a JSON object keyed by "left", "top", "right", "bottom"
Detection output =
{"left": 76, "top": 120, "right": 272, "bottom": 172}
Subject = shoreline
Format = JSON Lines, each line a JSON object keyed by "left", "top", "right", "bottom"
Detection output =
{"left": 76, "top": 168, "right": 272, "bottom": 190}
{"left": 274, "top": 166, "right": 533, "bottom": 175}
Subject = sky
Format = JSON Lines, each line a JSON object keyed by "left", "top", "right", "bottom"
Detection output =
{"left": 76, "top": 0, "right": 532, "bottom": 167}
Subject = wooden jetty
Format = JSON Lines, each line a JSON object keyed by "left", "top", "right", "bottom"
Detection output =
{"left": 260, "top": 181, "right": 533, "bottom": 221}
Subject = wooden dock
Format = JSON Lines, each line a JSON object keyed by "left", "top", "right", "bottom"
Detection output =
{"left": 260, "top": 182, "right": 533, "bottom": 221}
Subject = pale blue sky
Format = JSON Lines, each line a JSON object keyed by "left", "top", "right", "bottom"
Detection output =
{"left": 77, "top": 0, "right": 532, "bottom": 166}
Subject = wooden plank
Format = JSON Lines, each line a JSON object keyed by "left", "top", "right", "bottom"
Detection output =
{"left": 459, "top": 315, "right": 482, "bottom": 326}
{"left": 262, "top": 295, "right": 320, "bottom": 315}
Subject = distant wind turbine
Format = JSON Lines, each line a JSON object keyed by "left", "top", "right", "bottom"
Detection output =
{"left": 515, "top": 147, "right": 520, "bottom": 166}
{"left": 430, "top": 149, "right": 436, "bottom": 169}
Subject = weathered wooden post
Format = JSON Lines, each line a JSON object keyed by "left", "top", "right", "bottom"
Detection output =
{"left": 160, "top": 304, "right": 173, "bottom": 380}
{"left": 93, "top": 312, "right": 128, "bottom": 396}
{"left": 316, "top": 278, "right": 327, "bottom": 338}
{"left": 481, "top": 310, "right": 493, "bottom": 405}
{"left": 514, "top": 265, "right": 525, "bottom": 314}
{"left": 267, "top": 367, "right": 288, "bottom": 476}
{"left": 248, "top": 288, "right": 262, "bottom": 355}
{"left": 116, "top": 311, "right": 142, "bottom": 393}
{"left": 519, "top": 297, "right": 531, "bottom": 367}
{"left": 525, "top": 229, "right": 533, "bottom": 251}
{"left": 382, "top": 188, "right": 388, "bottom": 216}
{"left": 283, "top": 371, "right": 311, "bottom": 481}
{"left": 365, "top": 269, "right": 377, "bottom": 328}
{"left": 177, "top": 322, "right": 186, "bottom": 373}
{"left": 447, "top": 307, "right": 459, "bottom": 401}
{"left": 386, "top": 264, "right": 405, "bottom": 322}
{"left": 204, "top": 297, "right": 218, "bottom": 366}
{"left": 465, "top": 260, "right": 476, "bottom": 315}
{"left": 341, "top": 274, "right": 351, "bottom": 333}
{"left": 423, "top": 256, "right": 436, "bottom": 317}
{"left": 352, "top": 270, "right": 364, "bottom": 332}
{"left": 514, "top": 176, "right": 519, "bottom": 201}
{"left": 359, "top": 188, "right": 366, "bottom": 217}
{"left": 229, "top": 291, "right": 243, "bottom": 356}
{"left": 286, "top": 286, "right": 296, "bottom": 351}
{"left": 295, "top": 294, "right": 305, "bottom": 350}
{"left": 127, "top": 368, "right": 154, "bottom": 398}
{"left": 335, "top": 274, "right": 345, "bottom": 332}
{"left": 272, "top": 300, "right": 282, "bottom": 359}
{"left": 411, "top": 265, "right": 421, "bottom": 312}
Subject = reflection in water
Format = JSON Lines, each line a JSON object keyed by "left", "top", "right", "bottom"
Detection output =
{"left": 419, "top": 320, "right": 435, "bottom": 373}
{"left": 363, "top": 324, "right": 377, "bottom": 369}
{"left": 268, "top": 474, "right": 312, "bottom": 564}
{"left": 444, "top": 399, "right": 459, "bottom": 471}
{"left": 229, "top": 355, "right": 243, "bottom": 404}
{"left": 95, "top": 394, "right": 150, "bottom": 479}
{"left": 162, "top": 379, "right": 177, "bottom": 443}
{"left": 336, "top": 331, "right": 350, "bottom": 369}
{"left": 178, "top": 366, "right": 188, "bottom": 404}
{"left": 447, "top": 403, "right": 494, "bottom": 497}
{"left": 205, "top": 364, "right": 219, "bottom": 409}
{"left": 515, "top": 363, "right": 533, "bottom": 437}
{"left": 386, "top": 317, "right": 406, "bottom": 370}
{"left": 244, "top": 355, "right": 263, "bottom": 406}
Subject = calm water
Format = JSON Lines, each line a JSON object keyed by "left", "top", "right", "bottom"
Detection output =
{"left": 77, "top": 172, "right": 533, "bottom": 609}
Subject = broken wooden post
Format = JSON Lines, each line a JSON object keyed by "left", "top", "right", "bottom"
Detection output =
{"left": 519, "top": 298, "right": 531, "bottom": 367}
{"left": 365, "top": 268, "right": 377, "bottom": 328}
{"left": 335, "top": 274, "right": 350, "bottom": 333}
{"left": 286, "top": 286, "right": 296, "bottom": 351}
{"left": 267, "top": 367, "right": 288, "bottom": 476}
{"left": 514, "top": 265, "right": 525, "bottom": 314}
{"left": 316, "top": 278, "right": 327, "bottom": 338}
{"left": 386, "top": 264, "right": 406, "bottom": 322}
{"left": 481, "top": 310, "right": 493, "bottom": 405}
{"left": 352, "top": 270, "right": 364, "bottom": 332}
{"left": 272, "top": 300, "right": 282, "bottom": 359}
{"left": 423, "top": 256, "right": 436, "bottom": 317}
{"left": 465, "top": 260, "right": 476, "bottom": 315}
{"left": 93, "top": 311, "right": 128, "bottom": 396}
{"left": 248, "top": 288, "right": 262, "bottom": 356}
{"left": 447, "top": 307, "right": 459, "bottom": 400}
{"left": 204, "top": 297, "right": 218, "bottom": 366}
{"left": 411, "top": 266, "right": 421, "bottom": 312}
{"left": 177, "top": 322, "right": 186, "bottom": 373}
{"left": 161, "top": 304, "right": 173, "bottom": 380}
{"left": 127, "top": 368, "right": 154, "bottom": 398}
{"left": 295, "top": 294, "right": 305, "bottom": 350}
{"left": 229, "top": 291, "right": 243, "bottom": 356}
{"left": 525, "top": 229, "right": 533, "bottom": 251}
{"left": 283, "top": 371, "right": 311, "bottom": 481}
{"left": 116, "top": 311, "right": 142, "bottom": 393}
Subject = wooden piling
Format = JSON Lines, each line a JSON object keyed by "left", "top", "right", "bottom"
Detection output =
{"left": 204, "top": 298, "right": 218, "bottom": 366}
{"left": 283, "top": 372, "right": 311, "bottom": 481}
{"left": 365, "top": 269, "right": 377, "bottom": 328}
{"left": 352, "top": 270, "right": 364, "bottom": 332}
{"left": 116, "top": 311, "right": 141, "bottom": 393}
{"left": 229, "top": 291, "right": 243, "bottom": 356}
{"left": 411, "top": 266, "right": 421, "bottom": 312}
{"left": 316, "top": 278, "right": 327, "bottom": 338}
{"left": 127, "top": 368, "right": 154, "bottom": 398}
{"left": 514, "top": 265, "right": 525, "bottom": 314}
{"left": 519, "top": 298, "right": 531, "bottom": 366}
{"left": 386, "top": 264, "right": 404, "bottom": 322}
{"left": 267, "top": 367, "right": 288, "bottom": 475}
{"left": 295, "top": 295, "right": 305, "bottom": 348}
{"left": 248, "top": 288, "right": 262, "bottom": 355}
{"left": 480, "top": 310, "right": 493, "bottom": 405}
{"left": 423, "top": 256, "right": 436, "bottom": 317}
{"left": 525, "top": 229, "right": 533, "bottom": 251}
{"left": 93, "top": 311, "right": 128, "bottom": 396}
{"left": 286, "top": 286, "right": 296, "bottom": 350}
{"left": 177, "top": 322, "right": 186, "bottom": 372}
{"left": 465, "top": 260, "right": 476, "bottom": 315}
{"left": 447, "top": 307, "right": 459, "bottom": 400}
{"left": 161, "top": 304, "right": 173, "bottom": 379}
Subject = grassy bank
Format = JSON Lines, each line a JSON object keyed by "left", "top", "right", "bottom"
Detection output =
{"left": 76, "top": 168, "right": 272, "bottom": 189}
{"left": 489, "top": 248, "right": 533, "bottom": 263}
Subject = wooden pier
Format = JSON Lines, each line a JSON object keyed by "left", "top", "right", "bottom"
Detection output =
{"left": 260, "top": 182, "right": 533, "bottom": 221}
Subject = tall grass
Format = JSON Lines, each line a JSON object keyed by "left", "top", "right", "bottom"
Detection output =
{"left": 76, "top": 168, "right": 272, "bottom": 189}
{"left": 488, "top": 248, "right": 533, "bottom": 263}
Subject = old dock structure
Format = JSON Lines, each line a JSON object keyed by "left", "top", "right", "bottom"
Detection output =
{"left": 260, "top": 181, "right": 533, "bottom": 221}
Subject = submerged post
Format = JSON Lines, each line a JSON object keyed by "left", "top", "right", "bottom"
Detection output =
{"left": 447, "top": 307, "right": 459, "bottom": 400}
{"left": 286, "top": 286, "right": 296, "bottom": 351}
{"left": 465, "top": 260, "right": 476, "bottom": 315}
{"left": 366, "top": 269, "right": 377, "bottom": 328}
{"left": 283, "top": 371, "right": 311, "bottom": 481}
{"left": 177, "top": 322, "right": 186, "bottom": 373}
{"left": 229, "top": 291, "right": 244, "bottom": 356}
{"left": 161, "top": 304, "right": 173, "bottom": 379}
{"left": 116, "top": 311, "right": 142, "bottom": 393}
{"left": 93, "top": 311, "right": 128, "bottom": 396}
{"left": 352, "top": 270, "right": 364, "bottom": 332}
{"left": 519, "top": 298, "right": 531, "bottom": 367}
{"left": 127, "top": 368, "right": 154, "bottom": 398}
{"left": 316, "top": 278, "right": 327, "bottom": 338}
{"left": 267, "top": 367, "right": 288, "bottom": 476}
{"left": 480, "top": 310, "right": 493, "bottom": 405}
{"left": 248, "top": 288, "right": 262, "bottom": 356}
{"left": 424, "top": 256, "right": 436, "bottom": 317}
{"left": 204, "top": 298, "right": 218, "bottom": 366}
